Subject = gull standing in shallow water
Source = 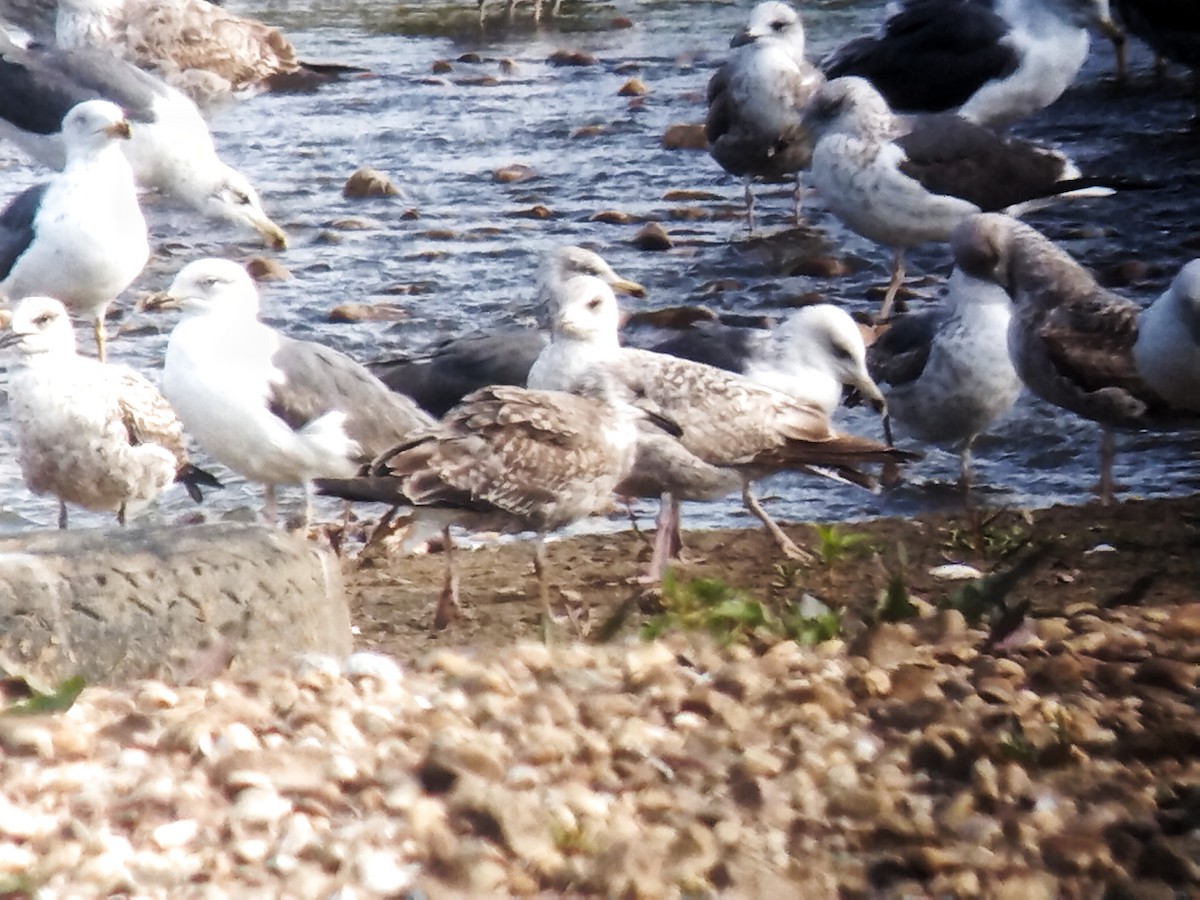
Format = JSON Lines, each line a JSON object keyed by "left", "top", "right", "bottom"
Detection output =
{"left": 147, "top": 258, "right": 435, "bottom": 526}
{"left": 821, "top": 0, "right": 1122, "bottom": 129}
{"left": 952, "top": 213, "right": 1200, "bottom": 504}
{"left": 803, "top": 76, "right": 1130, "bottom": 320}
{"left": 2, "top": 296, "right": 221, "bottom": 528}
{"left": 867, "top": 267, "right": 1022, "bottom": 490}
{"left": 527, "top": 275, "right": 914, "bottom": 574}
{"left": 705, "top": 0, "right": 823, "bottom": 230}
{"left": 0, "top": 33, "right": 287, "bottom": 247}
{"left": 0, "top": 98, "right": 147, "bottom": 361}
{"left": 315, "top": 371, "right": 660, "bottom": 630}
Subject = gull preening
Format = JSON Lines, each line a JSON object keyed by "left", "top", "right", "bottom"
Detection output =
{"left": 952, "top": 212, "right": 1200, "bottom": 503}
{"left": 0, "top": 33, "right": 287, "bottom": 247}
{"left": 2, "top": 295, "right": 220, "bottom": 528}
{"left": 822, "top": 0, "right": 1122, "bottom": 129}
{"left": 804, "top": 76, "right": 1127, "bottom": 319}
{"left": 0, "top": 98, "right": 148, "bottom": 361}
{"left": 527, "top": 274, "right": 912, "bottom": 572}
{"left": 317, "top": 372, "right": 655, "bottom": 629}
{"left": 148, "top": 258, "right": 435, "bottom": 526}
{"left": 705, "top": 0, "right": 822, "bottom": 230}
{"left": 868, "top": 267, "right": 1022, "bottom": 488}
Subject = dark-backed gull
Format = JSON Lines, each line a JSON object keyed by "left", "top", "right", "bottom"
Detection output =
{"left": 0, "top": 33, "right": 287, "bottom": 247}
{"left": 370, "top": 245, "right": 646, "bottom": 416}
{"left": 953, "top": 212, "right": 1200, "bottom": 504}
{"left": 1, "top": 295, "right": 220, "bottom": 527}
{"left": 0, "top": 98, "right": 148, "bottom": 361}
{"left": 705, "top": 1, "right": 823, "bottom": 230}
{"left": 316, "top": 375, "right": 653, "bottom": 630}
{"left": 822, "top": 0, "right": 1122, "bottom": 129}
{"left": 527, "top": 274, "right": 913, "bottom": 567}
{"left": 868, "top": 266, "right": 1021, "bottom": 487}
{"left": 804, "top": 76, "right": 1127, "bottom": 320}
{"left": 54, "top": 0, "right": 363, "bottom": 103}
{"left": 148, "top": 258, "right": 435, "bottom": 526}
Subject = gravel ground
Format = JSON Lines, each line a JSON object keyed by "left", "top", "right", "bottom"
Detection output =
{"left": 1, "top": 587, "right": 1197, "bottom": 896}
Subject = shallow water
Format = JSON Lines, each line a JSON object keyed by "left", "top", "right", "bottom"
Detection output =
{"left": 0, "top": 0, "right": 1197, "bottom": 534}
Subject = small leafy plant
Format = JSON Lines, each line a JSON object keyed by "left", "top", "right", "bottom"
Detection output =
{"left": 813, "top": 524, "right": 873, "bottom": 568}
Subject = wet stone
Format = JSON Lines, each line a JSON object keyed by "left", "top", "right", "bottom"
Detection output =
{"left": 327, "top": 303, "right": 408, "bottom": 324}
{"left": 591, "top": 210, "right": 636, "bottom": 225}
{"left": 343, "top": 168, "right": 401, "bottom": 200}
{"left": 662, "top": 123, "right": 708, "bottom": 151}
{"left": 493, "top": 164, "right": 537, "bottom": 184}
{"left": 618, "top": 78, "right": 647, "bottom": 97}
{"left": 431, "top": 60, "right": 452, "bottom": 74}
{"left": 244, "top": 257, "right": 291, "bottom": 282}
{"left": 549, "top": 49, "right": 598, "bottom": 67}
{"left": 631, "top": 223, "right": 673, "bottom": 251}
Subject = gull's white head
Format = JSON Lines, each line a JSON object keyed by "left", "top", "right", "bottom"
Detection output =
{"left": 774, "top": 305, "right": 885, "bottom": 409}
{"left": 61, "top": 99, "right": 131, "bottom": 159}
{"left": 803, "top": 76, "right": 894, "bottom": 142}
{"left": 537, "top": 246, "right": 646, "bottom": 307}
{"left": 1167, "top": 259, "right": 1200, "bottom": 332}
{"left": 197, "top": 164, "right": 288, "bottom": 250}
{"left": 163, "top": 258, "right": 260, "bottom": 318}
{"left": 734, "top": 2, "right": 806, "bottom": 61}
{"left": 546, "top": 275, "right": 623, "bottom": 346}
{"left": 2, "top": 297, "right": 77, "bottom": 358}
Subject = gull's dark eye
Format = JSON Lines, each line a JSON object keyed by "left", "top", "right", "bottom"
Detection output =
{"left": 33, "top": 313, "right": 53, "bottom": 327}
{"left": 234, "top": 191, "right": 251, "bottom": 205}
{"left": 586, "top": 296, "right": 603, "bottom": 311}
{"left": 771, "top": 18, "right": 786, "bottom": 31}
{"left": 832, "top": 343, "right": 853, "bottom": 361}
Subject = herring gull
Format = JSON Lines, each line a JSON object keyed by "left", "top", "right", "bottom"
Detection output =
{"left": 54, "top": 0, "right": 364, "bottom": 103}
{"left": 952, "top": 212, "right": 1200, "bottom": 504}
{"left": 370, "top": 245, "right": 646, "bottom": 417}
{"left": 803, "top": 76, "right": 1130, "bottom": 320}
{"left": 705, "top": 1, "right": 823, "bottom": 230}
{"left": 821, "top": 0, "right": 1122, "bottom": 129}
{"left": 0, "top": 98, "right": 148, "bottom": 361}
{"left": 316, "top": 374, "right": 656, "bottom": 630}
{"left": 0, "top": 33, "right": 287, "bottom": 247}
{"left": 867, "top": 266, "right": 1022, "bottom": 488}
{"left": 527, "top": 273, "right": 914, "bottom": 569}
{"left": 146, "top": 258, "right": 436, "bottom": 526}
{"left": 1, "top": 295, "right": 221, "bottom": 527}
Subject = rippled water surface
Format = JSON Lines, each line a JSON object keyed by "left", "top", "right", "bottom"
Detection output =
{"left": 1, "top": 0, "right": 1198, "bottom": 533}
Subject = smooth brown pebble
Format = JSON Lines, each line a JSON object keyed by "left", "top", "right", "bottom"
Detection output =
{"left": 662, "top": 123, "right": 707, "bottom": 151}
{"left": 611, "top": 16, "right": 634, "bottom": 29}
{"left": 549, "top": 49, "right": 598, "bottom": 67}
{"left": 494, "top": 164, "right": 536, "bottom": 184}
{"left": 244, "top": 257, "right": 291, "bottom": 282}
{"left": 343, "top": 168, "right": 400, "bottom": 200}
{"left": 632, "top": 222, "right": 672, "bottom": 251}
{"left": 508, "top": 205, "right": 555, "bottom": 219}
{"left": 328, "top": 303, "right": 408, "bottom": 324}
{"left": 618, "top": 78, "right": 647, "bottom": 97}
{"left": 571, "top": 125, "right": 607, "bottom": 139}
{"left": 431, "top": 60, "right": 452, "bottom": 74}
{"left": 591, "top": 210, "right": 636, "bottom": 225}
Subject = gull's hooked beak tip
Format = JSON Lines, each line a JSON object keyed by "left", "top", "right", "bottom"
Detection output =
{"left": 261, "top": 222, "right": 288, "bottom": 251}
{"left": 730, "top": 28, "right": 756, "bottom": 48}
{"left": 105, "top": 119, "right": 133, "bottom": 140}
{"left": 138, "top": 291, "right": 180, "bottom": 313}
{"left": 613, "top": 278, "right": 647, "bottom": 299}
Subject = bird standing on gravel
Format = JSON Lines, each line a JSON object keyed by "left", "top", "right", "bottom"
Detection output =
{"left": 2, "top": 295, "right": 220, "bottom": 528}
{"left": 148, "top": 258, "right": 435, "bottom": 527}
{"left": 0, "top": 98, "right": 148, "bottom": 362}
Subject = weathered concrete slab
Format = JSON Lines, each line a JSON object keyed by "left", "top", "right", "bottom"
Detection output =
{"left": 0, "top": 524, "right": 349, "bottom": 687}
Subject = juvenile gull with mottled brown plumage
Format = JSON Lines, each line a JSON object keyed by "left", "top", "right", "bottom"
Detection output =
{"left": 952, "top": 212, "right": 1200, "bottom": 503}
{"left": 527, "top": 273, "right": 913, "bottom": 575}
{"left": 148, "top": 258, "right": 434, "bottom": 526}
{"left": 316, "top": 369, "right": 655, "bottom": 629}
{"left": 54, "top": 0, "right": 362, "bottom": 103}
{"left": 2, "top": 295, "right": 220, "bottom": 528}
